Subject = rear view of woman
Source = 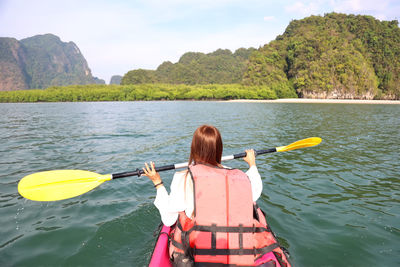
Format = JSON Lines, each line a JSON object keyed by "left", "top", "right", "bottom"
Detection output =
{"left": 143, "top": 125, "right": 290, "bottom": 266}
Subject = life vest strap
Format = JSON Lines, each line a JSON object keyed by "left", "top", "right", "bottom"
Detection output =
{"left": 191, "top": 224, "right": 270, "bottom": 233}
{"left": 194, "top": 262, "right": 258, "bottom": 267}
{"left": 177, "top": 219, "right": 271, "bottom": 233}
{"left": 194, "top": 243, "right": 279, "bottom": 256}
{"left": 171, "top": 238, "right": 185, "bottom": 250}
{"left": 194, "top": 262, "right": 265, "bottom": 267}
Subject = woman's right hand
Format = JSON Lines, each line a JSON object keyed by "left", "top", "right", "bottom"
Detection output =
{"left": 243, "top": 149, "right": 256, "bottom": 167}
{"left": 142, "top": 161, "right": 163, "bottom": 188}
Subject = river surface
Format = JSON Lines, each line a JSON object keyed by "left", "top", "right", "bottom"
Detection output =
{"left": 0, "top": 101, "right": 399, "bottom": 267}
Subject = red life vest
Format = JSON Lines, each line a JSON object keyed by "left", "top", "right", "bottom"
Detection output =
{"left": 169, "top": 164, "right": 291, "bottom": 266}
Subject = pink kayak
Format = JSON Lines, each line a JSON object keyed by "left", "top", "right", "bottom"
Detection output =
{"left": 149, "top": 225, "right": 172, "bottom": 267}
{"left": 149, "top": 224, "right": 286, "bottom": 267}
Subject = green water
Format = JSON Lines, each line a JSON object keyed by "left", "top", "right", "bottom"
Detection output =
{"left": 0, "top": 101, "right": 399, "bottom": 267}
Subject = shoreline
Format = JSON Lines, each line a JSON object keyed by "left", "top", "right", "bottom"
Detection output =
{"left": 225, "top": 98, "right": 400, "bottom": 104}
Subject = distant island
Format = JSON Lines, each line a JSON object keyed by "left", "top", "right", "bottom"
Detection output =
{"left": 0, "top": 13, "right": 399, "bottom": 102}
{"left": 110, "top": 75, "right": 123, "bottom": 85}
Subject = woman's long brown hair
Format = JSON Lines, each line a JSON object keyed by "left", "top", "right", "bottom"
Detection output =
{"left": 188, "top": 125, "right": 223, "bottom": 166}
{"left": 184, "top": 125, "right": 222, "bottom": 207}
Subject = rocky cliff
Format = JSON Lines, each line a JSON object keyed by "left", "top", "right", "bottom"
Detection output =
{"left": 0, "top": 34, "right": 97, "bottom": 91}
{"left": 0, "top": 38, "right": 29, "bottom": 91}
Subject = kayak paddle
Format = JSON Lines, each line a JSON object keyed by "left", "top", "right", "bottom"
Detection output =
{"left": 18, "top": 137, "right": 322, "bottom": 202}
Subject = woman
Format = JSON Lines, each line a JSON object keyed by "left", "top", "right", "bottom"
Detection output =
{"left": 143, "top": 125, "right": 262, "bottom": 226}
{"left": 143, "top": 125, "right": 290, "bottom": 266}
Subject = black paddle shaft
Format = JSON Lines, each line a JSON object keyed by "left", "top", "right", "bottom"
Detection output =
{"left": 112, "top": 148, "right": 277, "bottom": 179}
{"left": 112, "top": 164, "right": 175, "bottom": 179}
{"left": 233, "top": 148, "right": 276, "bottom": 159}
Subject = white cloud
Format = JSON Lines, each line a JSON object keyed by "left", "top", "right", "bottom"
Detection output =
{"left": 284, "top": 0, "right": 399, "bottom": 21}
{"left": 330, "top": 0, "right": 385, "bottom": 13}
{"left": 285, "top": 1, "right": 323, "bottom": 17}
{"left": 329, "top": 0, "right": 400, "bottom": 21}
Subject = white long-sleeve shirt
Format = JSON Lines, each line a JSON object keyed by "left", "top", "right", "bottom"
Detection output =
{"left": 154, "top": 165, "right": 263, "bottom": 226}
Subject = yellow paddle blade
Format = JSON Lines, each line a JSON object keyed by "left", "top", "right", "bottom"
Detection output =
{"left": 18, "top": 170, "right": 112, "bottom": 201}
{"left": 276, "top": 137, "right": 322, "bottom": 152}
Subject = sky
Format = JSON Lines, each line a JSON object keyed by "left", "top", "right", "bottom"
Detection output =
{"left": 0, "top": 0, "right": 399, "bottom": 83}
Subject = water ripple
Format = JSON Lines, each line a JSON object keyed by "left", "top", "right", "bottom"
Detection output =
{"left": 0, "top": 102, "right": 399, "bottom": 267}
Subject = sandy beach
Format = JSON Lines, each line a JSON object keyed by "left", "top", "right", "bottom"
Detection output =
{"left": 225, "top": 98, "right": 400, "bottom": 104}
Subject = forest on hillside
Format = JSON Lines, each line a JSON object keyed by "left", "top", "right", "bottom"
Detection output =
{"left": 121, "top": 48, "right": 256, "bottom": 85}
{"left": 243, "top": 13, "right": 400, "bottom": 99}
{"left": 122, "top": 13, "right": 400, "bottom": 100}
